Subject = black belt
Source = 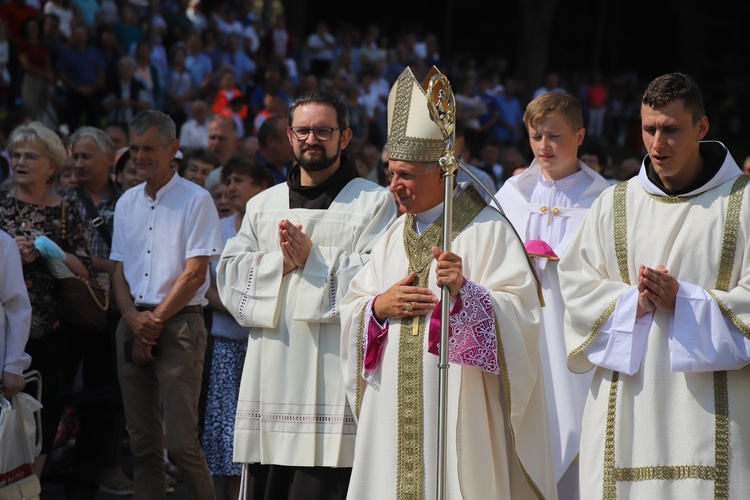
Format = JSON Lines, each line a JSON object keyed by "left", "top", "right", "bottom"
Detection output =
{"left": 136, "top": 305, "right": 203, "bottom": 315}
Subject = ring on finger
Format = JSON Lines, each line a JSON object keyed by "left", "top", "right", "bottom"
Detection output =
{"left": 403, "top": 302, "right": 414, "bottom": 312}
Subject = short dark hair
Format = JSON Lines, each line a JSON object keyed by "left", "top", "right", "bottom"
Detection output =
{"left": 181, "top": 147, "right": 221, "bottom": 175}
{"left": 642, "top": 72, "right": 705, "bottom": 125}
{"left": 288, "top": 89, "right": 350, "bottom": 130}
{"left": 20, "top": 16, "right": 41, "bottom": 41}
{"left": 115, "top": 149, "right": 131, "bottom": 174}
{"left": 221, "top": 157, "right": 274, "bottom": 189}
{"left": 257, "top": 115, "right": 286, "bottom": 147}
{"left": 579, "top": 138, "right": 608, "bottom": 167}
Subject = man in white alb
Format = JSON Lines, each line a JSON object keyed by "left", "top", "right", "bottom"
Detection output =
{"left": 217, "top": 89, "right": 397, "bottom": 500}
{"left": 560, "top": 72, "right": 750, "bottom": 499}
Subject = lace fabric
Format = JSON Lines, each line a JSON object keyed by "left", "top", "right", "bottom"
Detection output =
{"left": 363, "top": 279, "right": 500, "bottom": 377}
{"left": 428, "top": 278, "right": 500, "bottom": 374}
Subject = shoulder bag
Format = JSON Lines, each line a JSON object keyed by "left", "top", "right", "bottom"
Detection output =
{"left": 56, "top": 198, "right": 110, "bottom": 331}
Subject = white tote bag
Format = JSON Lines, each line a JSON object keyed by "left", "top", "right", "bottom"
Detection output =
{"left": 0, "top": 393, "right": 42, "bottom": 499}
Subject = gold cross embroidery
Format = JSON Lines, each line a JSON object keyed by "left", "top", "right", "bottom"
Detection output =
{"left": 540, "top": 206, "right": 561, "bottom": 225}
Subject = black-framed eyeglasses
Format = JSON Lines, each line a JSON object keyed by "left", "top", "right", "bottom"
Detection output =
{"left": 289, "top": 126, "right": 342, "bottom": 141}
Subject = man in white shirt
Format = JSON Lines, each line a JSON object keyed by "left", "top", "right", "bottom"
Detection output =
{"left": 110, "top": 110, "right": 222, "bottom": 499}
{"left": 306, "top": 22, "right": 336, "bottom": 78}
{"left": 179, "top": 100, "right": 210, "bottom": 149}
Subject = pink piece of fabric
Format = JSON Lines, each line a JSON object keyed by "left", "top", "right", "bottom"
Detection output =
{"left": 427, "top": 291, "right": 462, "bottom": 356}
{"left": 363, "top": 280, "right": 500, "bottom": 375}
{"left": 364, "top": 295, "right": 388, "bottom": 370}
{"left": 524, "top": 239, "right": 559, "bottom": 260}
{"left": 428, "top": 279, "right": 500, "bottom": 374}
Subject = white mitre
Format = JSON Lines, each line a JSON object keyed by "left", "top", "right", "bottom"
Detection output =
{"left": 385, "top": 66, "right": 447, "bottom": 162}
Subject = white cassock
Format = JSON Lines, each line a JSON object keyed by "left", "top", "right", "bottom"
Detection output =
{"left": 559, "top": 142, "right": 750, "bottom": 499}
{"left": 217, "top": 178, "right": 396, "bottom": 467}
{"left": 341, "top": 185, "right": 558, "bottom": 500}
{"left": 496, "top": 159, "right": 611, "bottom": 496}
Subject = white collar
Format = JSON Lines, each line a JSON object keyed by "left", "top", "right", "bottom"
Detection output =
{"left": 637, "top": 141, "right": 742, "bottom": 197}
{"left": 413, "top": 184, "right": 466, "bottom": 234}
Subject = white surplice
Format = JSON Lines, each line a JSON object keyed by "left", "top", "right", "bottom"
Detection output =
{"left": 559, "top": 142, "right": 750, "bottom": 499}
{"left": 496, "top": 159, "right": 611, "bottom": 488}
{"left": 217, "top": 178, "right": 397, "bottom": 467}
{"left": 341, "top": 185, "right": 557, "bottom": 500}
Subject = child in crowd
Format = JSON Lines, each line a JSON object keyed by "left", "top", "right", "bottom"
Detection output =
{"left": 494, "top": 91, "right": 611, "bottom": 500}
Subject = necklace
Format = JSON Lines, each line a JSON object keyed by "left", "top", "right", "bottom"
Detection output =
{"left": 12, "top": 188, "right": 53, "bottom": 237}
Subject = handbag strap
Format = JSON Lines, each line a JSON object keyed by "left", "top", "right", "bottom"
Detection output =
{"left": 60, "top": 197, "right": 66, "bottom": 241}
{"left": 74, "top": 187, "right": 112, "bottom": 247}
{"left": 81, "top": 276, "right": 110, "bottom": 311}
{"left": 60, "top": 197, "right": 110, "bottom": 310}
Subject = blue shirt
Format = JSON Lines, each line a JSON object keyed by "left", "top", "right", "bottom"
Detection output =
{"left": 496, "top": 95, "right": 524, "bottom": 143}
{"left": 72, "top": 0, "right": 99, "bottom": 27}
{"left": 185, "top": 52, "right": 213, "bottom": 89}
{"left": 222, "top": 50, "right": 257, "bottom": 85}
{"left": 249, "top": 86, "right": 290, "bottom": 111}
{"left": 56, "top": 44, "right": 106, "bottom": 87}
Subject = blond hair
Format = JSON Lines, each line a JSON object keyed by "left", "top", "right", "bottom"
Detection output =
{"left": 9, "top": 121, "right": 68, "bottom": 170}
{"left": 523, "top": 91, "right": 583, "bottom": 131}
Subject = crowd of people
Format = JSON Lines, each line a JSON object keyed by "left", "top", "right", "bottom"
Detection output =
{"left": 1, "top": 2, "right": 750, "bottom": 500}
{"left": 0, "top": 0, "right": 666, "bottom": 191}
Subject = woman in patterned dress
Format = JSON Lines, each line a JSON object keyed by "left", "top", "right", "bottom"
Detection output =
{"left": 202, "top": 157, "right": 273, "bottom": 500}
{"left": 0, "top": 121, "right": 91, "bottom": 479}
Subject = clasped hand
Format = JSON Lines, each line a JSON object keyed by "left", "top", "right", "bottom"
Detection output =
{"left": 126, "top": 310, "right": 163, "bottom": 364}
{"left": 279, "top": 219, "right": 312, "bottom": 274}
{"left": 637, "top": 264, "right": 678, "bottom": 316}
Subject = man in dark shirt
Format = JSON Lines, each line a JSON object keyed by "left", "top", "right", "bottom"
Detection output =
{"left": 56, "top": 24, "right": 106, "bottom": 129}
{"left": 254, "top": 114, "right": 294, "bottom": 185}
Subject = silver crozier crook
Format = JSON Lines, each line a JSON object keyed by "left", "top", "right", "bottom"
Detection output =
{"left": 426, "top": 72, "right": 456, "bottom": 500}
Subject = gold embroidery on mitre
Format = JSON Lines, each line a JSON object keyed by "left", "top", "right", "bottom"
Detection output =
{"left": 386, "top": 67, "right": 446, "bottom": 163}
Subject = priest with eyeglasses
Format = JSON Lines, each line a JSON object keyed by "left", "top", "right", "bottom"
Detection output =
{"left": 217, "top": 88, "right": 397, "bottom": 500}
